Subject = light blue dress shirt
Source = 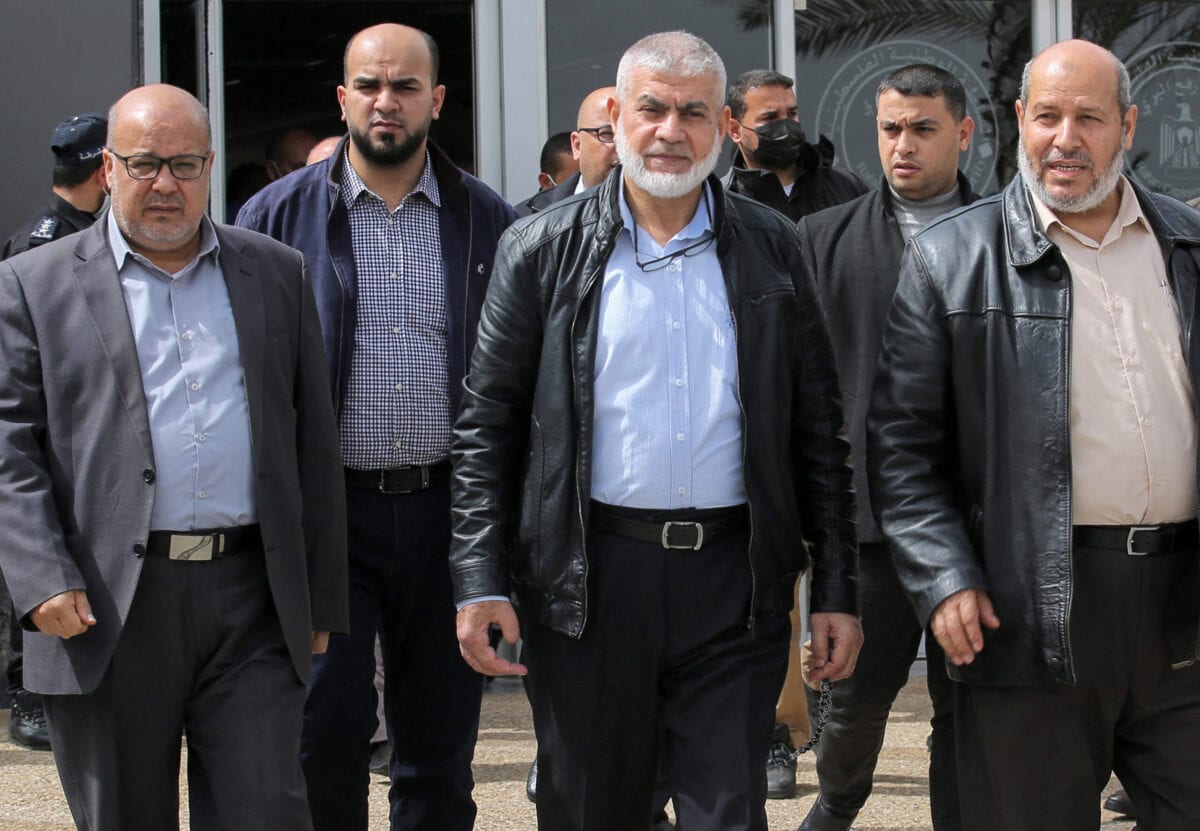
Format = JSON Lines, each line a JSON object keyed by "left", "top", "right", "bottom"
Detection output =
{"left": 107, "top": 211, "right": 257, "bottom": 531}
{"left": 591, "top": 180, "right": 746, "bottom": 510}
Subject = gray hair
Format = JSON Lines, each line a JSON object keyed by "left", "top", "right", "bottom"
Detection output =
{"left": 616, "top": 31, "right": 726, "bottom": 108}
{"left": 1019, "top": 47, "right": 1131, "bottom": 115}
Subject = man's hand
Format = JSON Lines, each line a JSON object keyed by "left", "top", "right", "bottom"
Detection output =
{"left": 30, "top": 590, "right": 96, "bottom": 639}
{"left": 807, "top": 612, "right": 864, "bottom": 682}
{"left": 312, "top": 631, "right": 330, "bottom": 654}
{"left": 930, "top": 588, "right": 1000, "bottom": 665}
{"left": 456, "top": 599, "right": 527, "bottom": 677}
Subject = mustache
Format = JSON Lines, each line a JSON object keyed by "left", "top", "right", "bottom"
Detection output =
{"left": 1042, "top": 149, "right": 1092, "bottom": 166}
{"left": 142, "top": 196, "right": 185, "bottom": 208}
{"left": 644, "top": 142, "right": 692, "bottom": 160}
{"left": 370, "top": 116, "right": 406, "bottom": 128}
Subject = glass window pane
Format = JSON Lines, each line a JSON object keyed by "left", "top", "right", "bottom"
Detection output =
{"left": 1075, "top": 1, "right": 1200, "bottom": 201}
{"left": 546, "top": 2, "right": 773, "bottom": 137}
{"left": 793, "top": 0, "right": 1032, "bottom": 196}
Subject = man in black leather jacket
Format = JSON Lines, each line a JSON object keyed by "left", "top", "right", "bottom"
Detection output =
{"left": 870, "top": 40, "right": 1200, "bottom": 830}
{"left": 721, "top": 69, "right": 867, "bottom": 224}
{"left": 452, "top": 31, "right": 861, "bottom": 831}
{"left": 796, "top": 64, "right": 978, "bottom": 831}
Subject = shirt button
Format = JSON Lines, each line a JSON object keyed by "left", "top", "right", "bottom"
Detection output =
{"left": 676, "top": 486, "right": 686, "bottom": 495}
{"left": 395, "top": 382, "right": 403, "bottom": 391}
{"left": 390, "top": 272, "right": 399, "bottom": 280}
{"left": 676, "top": 432, "right": 685, "bottom": 442}
{"left": 392, "top": 326, "right": 401, "bottom": 334}
{"left": 181, "top": 332, "right": 192, "bottom": 341}
{"left": 195, "top": 433, "right": 207, "bottom": 442}
{"left": 190, "top": 381, "right": 200, "bottom": 391}
{"left": 1154, "top": 476, "right": 1163, "bottom": 485}
{"left": 675, "top": 378, "right": 684, "bottom": 387}
{"left": 198, "top": 490, "right": 207, "bottom": 499}
{"left": 1144, "top": 417, "right": 1153, "bottom": 426}
{"left": 1114, "top": 300, "right": 1124, "bottom": 309}
{"left": 1128, "top": 357, "right": 1139, "bottom": 367}
{"left": 394, "top": 439, "right": 403, "bottom": 449}
{"left": 672, "top": 321, "right": 681, "bottom": 330}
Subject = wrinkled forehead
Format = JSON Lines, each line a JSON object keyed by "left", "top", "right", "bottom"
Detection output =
{"left": 623, "top": 68, "right": 722, "bottom": 111}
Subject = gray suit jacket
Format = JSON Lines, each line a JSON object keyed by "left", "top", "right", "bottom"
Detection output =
{"left": 0, "top": 219, "right": 348, "bottom": 694}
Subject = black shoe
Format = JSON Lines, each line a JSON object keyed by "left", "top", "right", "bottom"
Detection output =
{"left": 526, "top": 758, "right": 538, "bottom": 803}
{"left": 766, "top": 723, "right": 797, "bottom": 799}
{"left": 8, "top": 698, "right": 51, "bottom": 750}
{"left": 1104, "top": 789, "right": 1135, "bottom": 818}
{"left": 797, "top": 795, "right": 856, "bottom": 831}
{"left": 368, "top": 741, "right": 389, "bottom": 776}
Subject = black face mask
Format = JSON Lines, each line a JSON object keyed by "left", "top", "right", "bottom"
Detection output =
{"left": 746, "top": 118, "right": 805, "bottom": 170}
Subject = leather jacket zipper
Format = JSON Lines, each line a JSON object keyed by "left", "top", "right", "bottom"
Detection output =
{"left": 570, "top": 246, "right": 612, "bottom": 637}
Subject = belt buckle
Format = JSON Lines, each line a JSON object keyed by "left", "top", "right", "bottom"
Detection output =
{"left": 169, "top": 533, "right": 217, "bottom": 561}
{"left": 1126, "top": 525, "right": 1159, "bottom": 557}
{"left": 661, "top": 521, "right": 703, "bottom": 551}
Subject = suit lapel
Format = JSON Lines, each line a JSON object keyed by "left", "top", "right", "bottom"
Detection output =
{"left": 71, "top": 222, "right": 154, "bottom": 459}
{"left": 216, "top": 228, "right": 266, "bottom": 468}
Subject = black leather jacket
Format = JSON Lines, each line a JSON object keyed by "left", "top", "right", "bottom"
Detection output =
{"left": 451, "top": 168, "right": 858, "bottom": 638}
{"left": 869, "top": 176, "right": 1200, "bottom": 686}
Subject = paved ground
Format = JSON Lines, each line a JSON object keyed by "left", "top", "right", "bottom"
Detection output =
{"left": 0, "top": 672, "right": 1136, "bottom": 830}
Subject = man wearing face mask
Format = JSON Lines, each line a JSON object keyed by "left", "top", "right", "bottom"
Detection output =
{"left": 724, "top": 70, "right": 867, "bottom": 224}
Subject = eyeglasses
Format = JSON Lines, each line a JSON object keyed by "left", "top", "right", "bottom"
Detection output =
{"left": 576, "top": 126, "right": 615, "bottom": 145}
{"left": 108, "top": 149, "right": 210, "bottom": 180}
{"left": 633, "top": 232, "right": 716, "bottom": 272}
{"left": 631, "top": 188, "right": 716, "bottom": 272}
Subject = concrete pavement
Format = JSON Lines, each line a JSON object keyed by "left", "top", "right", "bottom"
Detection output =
{"left": 0, "top": 672, "right": 1135, "bottom": 830}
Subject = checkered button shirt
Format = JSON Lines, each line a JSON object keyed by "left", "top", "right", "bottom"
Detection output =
{"left": 338, "top": 149, "right": 450, "bottom": 468}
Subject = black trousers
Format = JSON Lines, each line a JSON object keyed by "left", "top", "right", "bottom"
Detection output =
{"left": 955, "top": 543, "right": 1200, "bottom": 831}
{"left": 301, "top": 484, "right": 481, "bottom": 831}
{"left": 806, "top": 543, "right": 959, "bottom": 828}
{"left": 522, "top": 526, "right": 790, "bottom": 831}
{"left": 42, "top": 549, "right": 309, "bottom": 831}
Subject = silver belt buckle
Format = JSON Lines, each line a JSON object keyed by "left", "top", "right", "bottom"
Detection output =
{"left": 169, "top": 533, "right": 217, "bottom": 561}
{"left": 1126, "top": 525, "right": 1159, "bottom": 557}
{"left": 661, "top": 521, "right": 703, "bottom": 551}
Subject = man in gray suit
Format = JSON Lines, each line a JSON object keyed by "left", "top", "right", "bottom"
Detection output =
{"left": 0, "top": 84, "right": 347, "bottom": 831}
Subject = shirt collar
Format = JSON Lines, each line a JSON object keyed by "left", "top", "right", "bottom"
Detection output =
{"left": 617, "top": 176, "right": 714, "bottom": 248}
{"left": 1029, "top": 174, "right": 1149, "bottom": 246}
{"left": 106, "top": 208, "right": 220, "bottom": 276}
{"left": 340, "top": 147, "right": 441, "bottom": 211}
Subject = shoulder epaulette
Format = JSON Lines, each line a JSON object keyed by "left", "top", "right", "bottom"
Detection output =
{"left": 28, "top": 214, "right": 60, "bottom": 244}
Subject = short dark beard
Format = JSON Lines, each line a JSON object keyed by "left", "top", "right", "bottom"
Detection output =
{"left": 349, "top": 120, "right": 429, "bottom": 167}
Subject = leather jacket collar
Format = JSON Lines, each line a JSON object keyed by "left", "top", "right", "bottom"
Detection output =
{"left": 1003, "top": 174, "right": 1200, "bottom": 268}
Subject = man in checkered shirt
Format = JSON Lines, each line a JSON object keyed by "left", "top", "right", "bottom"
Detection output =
{"left": 236, "top": 22, "right": 517, "bottom": 831}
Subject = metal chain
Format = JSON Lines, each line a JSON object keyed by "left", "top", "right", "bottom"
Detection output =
{"left": 788, "top": 679, "right": 832, "bottom": 758}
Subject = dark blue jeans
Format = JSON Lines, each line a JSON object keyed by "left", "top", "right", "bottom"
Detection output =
{"left": 301, "top": 482, "right": 482, "bottom": 831}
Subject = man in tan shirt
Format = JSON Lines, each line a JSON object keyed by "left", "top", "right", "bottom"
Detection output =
{"left": 869, "top": 39, "right": 1200, "bottom": 830}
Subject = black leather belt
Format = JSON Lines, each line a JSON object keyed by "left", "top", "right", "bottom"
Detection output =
{"left": 1075, "top": 520, "right": 1198, "bottom": 556}
{"left": 591, "top": 502, "right": 747, "bottom": 550}
{"left": 146, "top": 524, "right": 262, "bottom": 561}
{"left": 344, "top": 461, "right": 450, "bottom": 494}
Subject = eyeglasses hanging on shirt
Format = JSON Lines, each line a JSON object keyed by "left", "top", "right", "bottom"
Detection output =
{"left": 629, "top": 188, "right": 716, "bottom": 272}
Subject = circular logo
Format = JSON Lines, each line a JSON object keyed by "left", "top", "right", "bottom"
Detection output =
{"left": 1127, "top": 42, "right": 1200, "bottom": 202}
{"left": 815, "top": 40, "right": 999, "bottom": 194}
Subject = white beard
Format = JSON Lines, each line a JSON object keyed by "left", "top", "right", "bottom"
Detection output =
{"left": 1019, "top": 142, "right": 1125, "bottom": 215}
{"left": 615, "top": 121, "right": 722, "bottom": 199}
